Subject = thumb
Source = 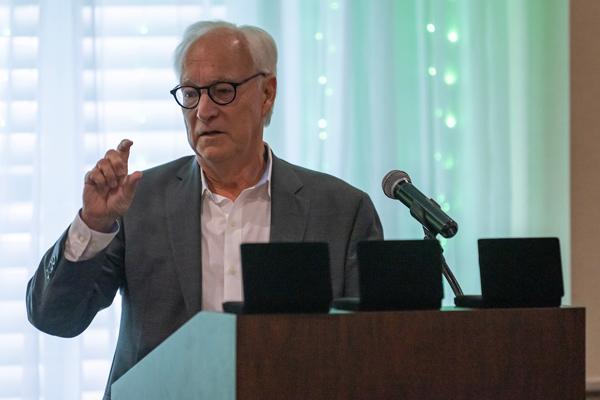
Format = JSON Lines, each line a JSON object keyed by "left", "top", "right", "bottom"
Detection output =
{"left": 122, "top": 171, "right": 143, "bottom": 200}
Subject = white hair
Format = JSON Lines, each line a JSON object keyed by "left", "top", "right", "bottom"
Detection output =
{"left": 173, "top": 20, "right": 278, "bottom": 125}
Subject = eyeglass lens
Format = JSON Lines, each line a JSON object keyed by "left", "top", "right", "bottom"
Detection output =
{"left": 174, "top": 83, "right": 236, "bottom": 108}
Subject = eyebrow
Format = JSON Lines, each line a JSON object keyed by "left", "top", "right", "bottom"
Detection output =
{"left": 180, "top": 77, "right": 236, "bottom": 86}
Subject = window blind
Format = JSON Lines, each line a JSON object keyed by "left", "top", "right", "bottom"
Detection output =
{"left": 0, "top": 1, "right": 228, "bottom": 399}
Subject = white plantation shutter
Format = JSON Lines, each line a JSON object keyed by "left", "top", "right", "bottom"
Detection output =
{"left": 0, "top": 2, "right": 41, "bottom": 400}
{"left": 0, "top": 1, "right": 229, "bottom": 399}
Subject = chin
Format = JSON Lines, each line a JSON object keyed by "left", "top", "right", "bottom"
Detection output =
{"left": 196, "top": 146, "right": 234, "bottom": 165}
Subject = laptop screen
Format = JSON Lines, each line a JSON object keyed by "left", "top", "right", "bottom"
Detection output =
{"left": 357, "top": 240, "right": 443, "bottom": 310}
{"left": 238, "top": 242, "right": 333, "bottom": 313}
{"left": 478, "top": 237, "right": 564, "bottom": 307}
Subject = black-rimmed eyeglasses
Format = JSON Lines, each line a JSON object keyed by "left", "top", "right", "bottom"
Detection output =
{"left": 170, "top": 72, "right": 266, "bottom": 109}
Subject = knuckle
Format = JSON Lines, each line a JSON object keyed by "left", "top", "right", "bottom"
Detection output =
{"left": 111, "top": 157, "right": 125, "bottom": 169}
{"left": 107, "top": 151, "right": 125, "bottom": 167}
{"left": 92, "top": 169, "right": 104, "bottom": 181}
{"left": 98, "top": 159, "right": 117, "bottom": 177}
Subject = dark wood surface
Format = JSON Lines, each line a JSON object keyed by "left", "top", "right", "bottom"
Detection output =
{"left": 235, "top": 307, "right": 584, "bottom": 400}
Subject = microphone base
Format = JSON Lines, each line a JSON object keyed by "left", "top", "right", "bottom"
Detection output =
{"left": 454, "top": 295, "right": 484, "bottom": 308}
{"left": 454, "top": 295, "right": 562, "bottom": 308}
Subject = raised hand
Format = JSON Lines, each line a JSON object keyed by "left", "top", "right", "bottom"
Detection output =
{"left": 81, "top": 139, "right": 143, "bottom": 232}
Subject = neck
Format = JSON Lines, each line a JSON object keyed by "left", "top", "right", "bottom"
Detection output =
{"left": 199, "top": 146, "right": 267, "bottom": 201}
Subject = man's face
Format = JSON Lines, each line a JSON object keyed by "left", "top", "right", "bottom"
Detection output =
{"left": 180, "top": 29, "right": 276, "bottom": 168}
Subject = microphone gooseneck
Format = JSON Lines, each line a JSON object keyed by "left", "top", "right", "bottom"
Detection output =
{"left": 382, "top": 169, "right": 464, "bottom": 297}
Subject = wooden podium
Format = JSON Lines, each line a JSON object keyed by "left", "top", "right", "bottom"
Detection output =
{"left": 111, "top": 307, "right": 584, "bottom": 400}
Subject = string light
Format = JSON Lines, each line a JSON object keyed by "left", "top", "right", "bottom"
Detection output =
{"left": 429, "top": 8, "right": 459, "bottom": 246}
{"left": 444, "top": 71, "right": 457, "bottom": 85}
{"left": 445, "top": 114, "right": 457, "bottom": 128}
{"left": 447, "top": 30, "right": 459, "bottom": 43}
{"left": 138, "top": 25, "right": 149, "bottom": 35}
{"left": 443, "top": 156, "right": 455, "bottom": 170}
{"left": 315, "top": 4, "right": 333, "bottom": 165}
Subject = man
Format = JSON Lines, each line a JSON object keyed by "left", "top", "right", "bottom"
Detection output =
{"left": 26, "top": 20, "right": 383, "bottom": 399}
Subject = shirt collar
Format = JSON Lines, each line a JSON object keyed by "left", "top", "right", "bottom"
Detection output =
{"left": 200, "top": 143, "right": 273, "bottom": 199}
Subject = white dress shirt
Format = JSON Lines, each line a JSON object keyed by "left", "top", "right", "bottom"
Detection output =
{"left": 199, "top": 150, "right": 272, "bottom": 311}
{"left": 64, "top": 146, "right": 273, "bottom": 312}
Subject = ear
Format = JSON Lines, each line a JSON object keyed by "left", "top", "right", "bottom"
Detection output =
{"left": 261, "top": 75, "right": 277, "bottom": 118}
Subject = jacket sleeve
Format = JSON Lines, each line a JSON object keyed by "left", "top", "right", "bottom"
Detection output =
{"left": 26, "top": 224, "right": 125, "bottom": 338}
{"left": 343, "top": 193, "right": 384, "bottom": 296}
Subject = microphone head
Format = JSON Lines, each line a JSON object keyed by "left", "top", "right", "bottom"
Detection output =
{"left": 382, "top": 170, "right": 411, "bottom": 199}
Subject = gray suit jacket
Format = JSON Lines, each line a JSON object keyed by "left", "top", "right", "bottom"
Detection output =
{"left": 26, "top": 154, "right": 383, "bottom": 399}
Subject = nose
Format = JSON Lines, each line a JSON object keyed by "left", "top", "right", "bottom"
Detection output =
{"left": 195, "top": 89, "right": 219, "bottom": 122}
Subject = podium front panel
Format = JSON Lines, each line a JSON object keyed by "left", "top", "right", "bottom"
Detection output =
{"left": 112, "top": 312, "right": 237, "bottom": 400}
{"left": 113, "top": 308, "right": 584, "bottom": 400}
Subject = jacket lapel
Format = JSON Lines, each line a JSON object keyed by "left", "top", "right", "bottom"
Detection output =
{"left": 164, "top": 154, "right": 308, "bottom": 314}
{"left": 270, "top": 155, "right": 309, "bottom": 242}
{"left": 165, "top": 158, "right": 203, "bottom": 317}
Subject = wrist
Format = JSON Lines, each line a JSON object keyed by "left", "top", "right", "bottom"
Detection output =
{"left": 80, "top": 209, "right": 116, "bottom": 233}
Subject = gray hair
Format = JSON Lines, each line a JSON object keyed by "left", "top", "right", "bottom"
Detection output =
{"left": 173, "top": 20, "right": 278, "bottom": 125}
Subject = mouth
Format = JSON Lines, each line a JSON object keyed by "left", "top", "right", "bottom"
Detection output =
{"left": 199, "top": 130, "right": 225, "bottom": 137}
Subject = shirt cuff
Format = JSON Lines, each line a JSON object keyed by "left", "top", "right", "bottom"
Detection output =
{"left": 64, "top": 211, "right": 119, "bottom": 262}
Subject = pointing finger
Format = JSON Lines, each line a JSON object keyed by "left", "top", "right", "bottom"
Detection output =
{"left": 105, "top": 150, "right": 127, "bottom": 179}
{"left": 85, "top": 167, "right": 109, "bottom": 195}
{"left": 96, "top": 158, "right": 119, "bottom": 189}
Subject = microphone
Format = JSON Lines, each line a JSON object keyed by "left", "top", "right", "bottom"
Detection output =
{"left": 382, "top": 170, "right": 458, "bottom": 238}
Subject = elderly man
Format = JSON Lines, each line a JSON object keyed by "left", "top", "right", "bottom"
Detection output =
{"left": 27, "top": 20, "right": 383, "bottom": 399}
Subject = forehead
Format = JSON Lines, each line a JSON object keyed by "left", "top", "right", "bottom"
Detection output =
{"left": 181, "top": 29, "right": 254, "bottom": 83}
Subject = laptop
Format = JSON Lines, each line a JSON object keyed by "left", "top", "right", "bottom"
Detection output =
{"left": 454, "top": 237, "right": 564, "bottom": 308}
{"left": 333, "top": 240, "right": 444, "bottom": 311}
{"left": 222, "top": 242, "right": 333, "bottom": 314}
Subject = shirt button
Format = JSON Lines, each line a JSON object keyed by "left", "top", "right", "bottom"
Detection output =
{"left": 226, "top": 266, "right": 237, "bottom": 275}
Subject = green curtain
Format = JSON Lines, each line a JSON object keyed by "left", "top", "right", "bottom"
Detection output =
{"left": 256, "top": 0, "right": 569, "bottom": 300}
